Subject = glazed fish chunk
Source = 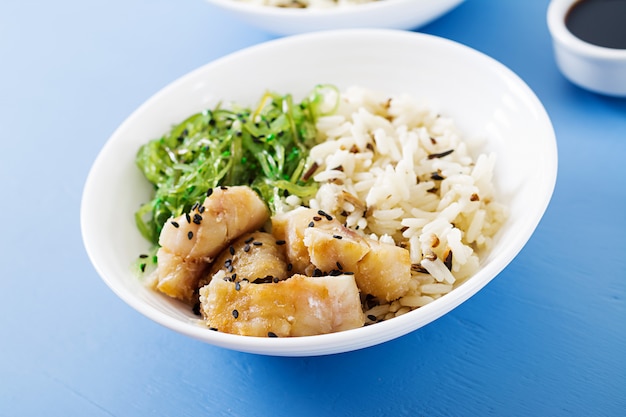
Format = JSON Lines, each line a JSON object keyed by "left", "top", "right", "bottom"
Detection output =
{"left": 152, "top": 186, "right": 269, "bottom": 303}
{"left": 202, "top": 231, "right": 289, "bottom": 285}
{"left": 199, "top": 273, "right": 365, "bottom": 337}
{"left": 151, "top": 247, "right": 208, "bottom": 305}
{"left": 159, "top": 186, "right": 269, "bottom": 260}
{"left": 276, "top": 207, "right": 412, "bottom": 302}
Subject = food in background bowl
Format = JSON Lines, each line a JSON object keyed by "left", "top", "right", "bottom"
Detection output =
{"left": 237, "top": 0, "right": 380, "bottom": 8}
{"left": 81, "top": 29, "right": 557, "bottom": 356}
{"left": 204, "top": 0, "right": 465, "bottom": 35}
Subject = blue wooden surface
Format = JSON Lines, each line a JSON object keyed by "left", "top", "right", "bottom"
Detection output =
{"left": 1, "top": 0, "right": 625, "bottom": 416}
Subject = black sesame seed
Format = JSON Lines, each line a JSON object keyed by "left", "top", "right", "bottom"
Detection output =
{"left": 229, "top": 246, "right": 235, "bottom": 255}
{"left": 313, "top": 268, "right": 323, "bottom": 277}
{"left": 329, "top": 269, "right": 342, "bottom": 276}
{"left": 313, "top": 216, "right": 322, "bottom": 221}
{"left": 287, "top": 263, "right": 293, "bottom": 272}
{"left": 139, "top": 254, "right": 149, "bottom": 259}
{"left": 333, "top": 235, "right": 343, "bottom": 240}
{"left": 344, "top": 271, "right": 355, "bottom": 275}
{"left": 244, "top": 244, "right": 251, "bottom": 252}
{"left": 225, "top": 259, "right": 232, "bottom": 267}
{"left": 227, "top": 265, "right": 234, "bottom": 273}
{"left": 192, "top": 202, "right": 199, "bottom": 211}
{"left": 220, "top": 186, "right": 228, "bottom": 190}
{"left": 245, "top": 236, "right": 254, "bottom": 244}
{"left": 171, "top": 221, "right": 180, "bottom": 228}
{"left": 232, "top": 309, "right": 239, "bottom": 319}
{"left": 253, "top": 241, "right": 263, "bottom": 246}
{"left": 187, "top": 231, "right": 193, "bottom": 240}
{"left": 275, "top": 240, "right": 286, "bottom": 245}
{"left": 268, "top": 332, "right": 278, "bottom": 338}
{"left": 199, "top": 205, "right": 206, "bottom": 213}
{"left": 273, "top": 277, "right": 279, "bottom": 283}
{"left": 140, "top": 263, "right": 146, "bottom": 272}
{"left": 318, "top": 210, "right": 333, "bottom": 221}
{"left": 206, "top": 188, "right": 213, "bottom": 197}
{"left": 235, "top": 282, "right": 241, "bottom": 291}
{"left": 185, "top": 213, "right": 191, "bottom": 223}
{"left": 367, "top": 314, "right": 377, "bottom": 321}
{"left": 336, "top": 261, "right": 343, "bottom": 270}
{"left": 193, "top": 213, "right": 203, "bottom": 224}
{"left": 209, "top": 327, "right": 218, "bottom": 331}
{"left": 308, "top": 221, "right": 315, "bottom": 228}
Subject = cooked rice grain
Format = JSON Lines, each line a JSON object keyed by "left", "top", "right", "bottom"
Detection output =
{"left": 302, "top": 86, "right": 506, "bottom": 320}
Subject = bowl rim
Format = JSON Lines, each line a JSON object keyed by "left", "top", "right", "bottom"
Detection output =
{"left": 81, "top": 28, "right": 557, "bottom": 356}
{"left": 547, "top": 0, "right": 626, "bottom": 60}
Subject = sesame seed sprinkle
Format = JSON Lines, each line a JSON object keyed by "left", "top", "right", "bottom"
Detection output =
{"left": 187, "top": 231, "right": 193, "bottom": 240}
{"left": 268, "top": 332, "right": 278, "bottom": 338}
{"left": 229, "top": 246, "right": 235, "bottom": 255}
{"left": 253, "top": 241, "right": 263, "bottom": 246}
{"left": 206, "top": 188, "right": 213, "bottom": 197}
{"left": 333, "top": 235, "right": 343, "bottom": 240}
{"left": 308, "top": 221, "right": 315, "bottom": 228}
{"left": 275, "top": 240, "right": 286, "bottom": 245}
{"left": 244, "top": 244, "right": 251, "bottom": 252}
{"left": 317, "top": 210, "right": 333, "bottom": 221}
{"left": 232, "top": 309, "right": 239, "bottom": 319}
{"left": 245, "top": 236, "right": 254, "bottom": 244}
{"left": 185, "top": 213, "right": 191, "bottom": 223}
{"left": 171, "top": 221, "right": 180, "bottom": 228}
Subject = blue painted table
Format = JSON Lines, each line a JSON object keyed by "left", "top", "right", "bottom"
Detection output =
{"left": 1, "top": 1, "right": 624, "bottom": 415}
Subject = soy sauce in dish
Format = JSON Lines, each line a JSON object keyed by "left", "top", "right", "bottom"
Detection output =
{"left": 565, "top": 0, "right": 626, "bottom": 49}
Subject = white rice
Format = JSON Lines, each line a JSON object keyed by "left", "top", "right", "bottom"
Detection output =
{"left": 295, "top": 86, "right": 507, "bottom": 322}
{"left": 237, "top": 0, "right": 379, "bottom": 8}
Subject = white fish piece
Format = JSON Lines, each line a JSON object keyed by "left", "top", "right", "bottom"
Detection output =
{"left": 158, "top": 186, "right": 269, "bottom": 261}
{"left": 151, "top": 247, "right": 208, "bottom": 305}
{"left": 202, "top": 231, "right": 289, "bottom": 285}
{"left": 301, "top": 212, "right": 412, "bottom": 302}
{"left": 199, "top": 273, "right": 365, "bottom": 337}
{"left": 153, "top": 186, "right": 269, "bottom": 303}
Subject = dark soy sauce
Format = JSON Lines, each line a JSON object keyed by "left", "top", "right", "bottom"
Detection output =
{"left": 565, "top": 0, "right": 626, "bottom": 49}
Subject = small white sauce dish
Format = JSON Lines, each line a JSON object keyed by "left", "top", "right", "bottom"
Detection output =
{"left": 204, "top": 0, "right": 465, "bottom": 35}
{"left": 547, "top": 0, "right": 626, "bottom": 97}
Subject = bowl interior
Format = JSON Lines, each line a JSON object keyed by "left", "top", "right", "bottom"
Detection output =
{"left": 81, "top": 29, "right": 557, "bottom": 356}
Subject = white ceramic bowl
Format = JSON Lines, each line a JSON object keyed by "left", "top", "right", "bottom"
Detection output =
{"left": 205, "top": 0, "right": 465, "bottom": 35}
{"left": 81, "top": 29, "right": 557, "bottom": 356}
{"left": 547, "top": 0, "right": 626, "bottom": 97}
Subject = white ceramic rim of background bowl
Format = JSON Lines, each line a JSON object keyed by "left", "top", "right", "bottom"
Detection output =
{"left": 547, "top": 0, "right": 626, "bottom": 96}
{"left": 204, "top": 0, "right": 465, "bottom": 34}
{"left": 81, "top": 29, "right": 557, "bottom": 356}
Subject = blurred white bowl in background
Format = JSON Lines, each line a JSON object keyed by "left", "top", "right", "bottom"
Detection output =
{"left": 204, "top": 0, "right": 465, "bottom": 35}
